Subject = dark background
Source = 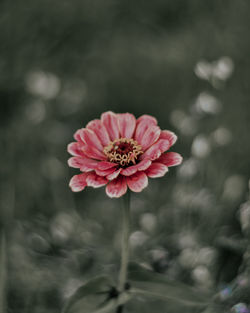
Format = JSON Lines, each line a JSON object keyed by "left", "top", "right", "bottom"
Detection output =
{"left": 1, "top": 1, "right": 250, "bottom": 312}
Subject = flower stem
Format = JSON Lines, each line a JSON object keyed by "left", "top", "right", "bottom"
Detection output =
{"left": 118, "top": 191, "right": 130, "bottom": 292}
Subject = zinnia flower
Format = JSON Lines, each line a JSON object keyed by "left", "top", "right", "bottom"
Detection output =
{"left": 68, "top": 111, "right": 182, "bottom": 198}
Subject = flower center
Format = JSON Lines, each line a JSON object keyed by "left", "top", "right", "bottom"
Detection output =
{"left": 103, "top": 138, "right": 143, "bottom": 167}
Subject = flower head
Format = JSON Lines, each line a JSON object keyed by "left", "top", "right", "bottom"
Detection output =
{"left": 68, "top": 111, "right": 182, "bottom": 198}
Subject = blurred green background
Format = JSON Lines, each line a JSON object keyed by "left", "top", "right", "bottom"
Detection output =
{"left": 1, "top": 0, "right": 250, "bottom": 312}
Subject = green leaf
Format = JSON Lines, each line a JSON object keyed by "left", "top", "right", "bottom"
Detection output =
{"left": 0, "top": 231, "right": 6, "bottom": 313}
{"left": 62, "top": 276, "right": 132, "bottom": 313}
{"left": 128, "top": 263, "right": 211, "bottom": 308}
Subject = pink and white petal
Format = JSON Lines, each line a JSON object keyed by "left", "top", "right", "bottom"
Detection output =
{"left": 136, "top": 114, "right": 157, "bottom": 125}
{"left": 121, "top": 159, "right": 152, "bottom": 176}
{"left": 97, "top": 161, "right": 118, "bottom": 171}
{"left": 157, "top": 152, "right": 183, "bottom": 167}
{"left": 140, "top": 125, "right": 161, "bottom": 150}
{"left": 68, "top": 157, "right": 99, "bottom": 172}
{"left": 73, "top": 129, "right": 83, "bottom": 142}
{"left": 106, "top": 176, "right": 127, "bottom": 198}
{"left": 145, "top": 162, "right": 168, "bottom": 178}
{"left": 107, "top": 168, "right": 122, "bottom": 180}
{"left": 159, "top": 130, "right": 177, "bottom": 147}
{"left": 67, "top": 142, "right": 85, "bottom": 157}
{"left": 69, "top": 173, "right": 88, "bottom": 192}
{"left": 126, "top": 172, "right": 148, "bottom": 193}
{"left": 135, "top": 115, "right": 158, "bottom": 143}
{"left": 82, "top": 145, "right": 106, "bottom": 161}
{"left": 79, "top": 128, "right": 103, "bottom": 151}
{"left": 101, "top": 111, "right": 120, "bottom": 141}
{"left": 118, "top": 113, "right": 136, "bottom": 138}
{"left": 86, "top": 119, "right": 110, "bottom": 147}
{"left": 95, "top": 166, "right": 117, "bottom": 177}
{"left": 141, "top": 139, "right": 171, "bottom": 161}
{"left": 86, "top": 172, "right": 108, "bottom": 188}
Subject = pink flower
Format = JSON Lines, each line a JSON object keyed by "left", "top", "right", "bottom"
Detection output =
{"left": 68, "top": 111, "right": 183, "bottom": 198}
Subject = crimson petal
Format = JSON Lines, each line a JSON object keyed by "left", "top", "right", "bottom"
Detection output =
{"left": 69, "top": 173, "right": 88, "bottom": 192}
{"left": 121, "top": 159, "right": 151, "bottom": 176}
{"left": 86, "top": 172, "right": 108, "bottom": 188}
{"left": 101, "top": 111, "right": 119, "bottom": 141}
{"left": 126, "top": 172, "right": 148, "bottom": 192}
{"left": 145, "top": 162, "right": 168, "bottom": 178}
{"left": 118, "top": 113, "right": 136, "bottom": 138}
{"left": 68, "top": 157, "right": 99, "bottom": 172}
{"left": 141, "top": 139, "right": 170, "bottom": 160}
{"left": 106, "top": 176, "right": 127, "bottom": 198}
{"left": 159, "top": 130, "right": 177, "bottom": 147}
{"left": 157, "top": 152, "right": 183, "bottom": 167}
{"left": 87, "top": 119, "right": 110, "bottom": 147}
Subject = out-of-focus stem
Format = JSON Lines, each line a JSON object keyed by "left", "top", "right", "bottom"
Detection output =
{"left": 118, "top": 191, "right": 130, "bottom": 292}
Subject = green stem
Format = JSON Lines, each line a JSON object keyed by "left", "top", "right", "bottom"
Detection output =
{"left": 118, "top": 191, "right": 130, "bottom": 292}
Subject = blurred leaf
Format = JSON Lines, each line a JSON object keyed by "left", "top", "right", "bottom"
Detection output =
{"left": 128, "top": 263, "right": 211, "bottom": 308}
{"left": 0, "top": 231, "right": 6, "bottom": 313}
{"left": 62, "top": 275, "right": 132, "bottom": 313}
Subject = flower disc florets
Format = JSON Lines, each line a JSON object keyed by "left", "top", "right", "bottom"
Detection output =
{"left": 103, "top": 138, "right": 143, "bottom": 166}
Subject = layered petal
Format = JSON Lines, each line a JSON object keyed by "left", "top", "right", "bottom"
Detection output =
{"left": 157, "top": 152, "right": 183, "bottom": 167}
{"left": 73, "top": 129, "right": 83, "bottom": 142}
{"left": 79, "top": 128, "right": 103, "bottom": 151}
{"left": 69, "top": 173, "right": 88, "bottom": 192}
{"left": 106, "top": 176, "right": 127, "bottom": 198}
{"left": 86, "top": 172, "right": 108, "bottom": 188}
{"left": 68, "top": 157, "right": 99, "bottom": 172}
{"left": 159, "top": 130, "right": 177, "bottom": 147}
{"left": 86, "top": 119, "right": 110, "bottom": 147}
{"left": 126, "top": 172, "right": 148, "bottom": 192}
{"left": 141, "top": 139, "right": 170, "bottom": 160}
{"left": 97, "top": 161, "right": 118, "bottom": 171}
{"left": 107, "top": 168, "right": 122, "bottom": 180}
{"left": 135, "top": 114, "right": 158, "bottom": 143}
{"left": 95, "top": 166, "right": 117, "bottom": 177}
{"left": 121, "top": 159, "right": 151, "bottom": 176}
{"left": 118, "top": 113, "right": 136, "bottom": 138}
{"left": 145, "top": 162, "right": 168, "bottom": 178}
{"left": 67, "top": 142, "right": 85, "bottom": 157}
{"left": 140, "top": 125, "right": 161, "bottom": 150}
{"left": 101, "top": 111, "right": 119, "bottom": 141}
{"left": 82, "top": 145, "right": 106, "bottom": 160}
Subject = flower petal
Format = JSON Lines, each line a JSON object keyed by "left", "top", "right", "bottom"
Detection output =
{"left": 82, "top": 145, "right": 106, "bottom": 160}
{"left": 95, "top": 166, "right": 117, "bottom": 177}
{"left": 157, "top": 152, "right": 183, "bottom": 167}
{"left": 86, "top": 172, "right": 108, "bottom": 188}
{"left": 135, "top": 115, "right": 157, "bottom": 143}
{"left": 159, "top": 130, "right": 177, "bottom": 147}
{"left": 69, "top": 173, "right": 88, "bottom": 192}
{"left": 118, "top": 113, "right": 136, "bottom": 138}
{"left": 97, "top": 161, "right": 118, "bottom": 171}
{"left": 141, "top": 139, "right": 170, "bottom": 160}
{"left": 140, "top": 125, "right": 161, "bottom": 150}
{"left": 101, "top": 111, "right": 119, "bottom": 141}
{"left": 68, "top": 157, "right": 99, "bottom": 172}
{"left": 121, "top": 159, "right": 152, "bottom": 176}
{"left": 106, "top": 176, "right": 127, "bottom": 198}
{"left": 107, "top": 168, "right": 122, "bottom": 180}
{"left": 73, "top": 129, "right": 83, "bottom": 142}
{"left": 126, "top": 172, "right": 148, "bottom": 193}
{"left": 67, "top": 142, "right": 85, "bottom": 157}
{"left": 145, "top": 162, "right": 168, "bottom": 178}
{"left": 86, "top": 119, "right": 110, "bottom": 146}
{"left": 79, "top": 128, "right": 103, "bottom": 151}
